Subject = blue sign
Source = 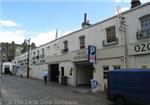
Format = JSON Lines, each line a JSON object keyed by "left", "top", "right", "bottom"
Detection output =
{"left": 91, "top": 80, "right": 98, "bottom": 89}
{"left": 16, "top": 65, "right": 20, "bottom": 70}
{"left": 88, "top": 45, "right": 96, "bottom": 63}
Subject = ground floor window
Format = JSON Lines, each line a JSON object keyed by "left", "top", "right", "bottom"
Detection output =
{"left": 103, "top": 66, "right": 109, "bottom": 79}
{"left": 113, "top": 65, "right": 121, "bottom": 70}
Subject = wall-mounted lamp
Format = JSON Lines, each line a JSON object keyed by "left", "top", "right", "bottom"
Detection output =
{"left": 70, "top": 67, "right": 73, "bottom": 76}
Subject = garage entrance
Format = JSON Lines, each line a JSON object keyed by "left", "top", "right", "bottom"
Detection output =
{"left": 76, "top": 62, "right": 93, "bottom": 87}
{"left": 4, "top": 66, "right": 12, "bottom": 75}
{"left": 4, "top": 67, "right": 10, "bottom": 74}
{"left": 48, "top": 64, "right": 59, "bottom": 83}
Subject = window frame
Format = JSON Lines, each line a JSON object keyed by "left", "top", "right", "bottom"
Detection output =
{"left": 113, "top": 65, "right": 121, "bottom": 70}
{"left": 41, "top": 48, "right": 45, "bottom": 58}
{"left": 140, "top": 14, "right": 150, "bottom": 37}
{"left": 106, "top": 26, "right": 116, "bottom": 43}
{"left": 103, "top": 65, "right": 109, "bottom": 79}
{"left": 79, "top": 35, "right": 85, "bottom": 49}
{"left": 63, "top": 40, "right": 68, "bottom": 49}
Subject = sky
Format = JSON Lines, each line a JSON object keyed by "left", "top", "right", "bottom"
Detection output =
{"left": 0, "top": 0, "right": 149, "bottom": 46}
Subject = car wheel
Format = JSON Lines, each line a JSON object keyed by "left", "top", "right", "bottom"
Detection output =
{"left": 115, "top": 97, "right": 126, "bottom": 105}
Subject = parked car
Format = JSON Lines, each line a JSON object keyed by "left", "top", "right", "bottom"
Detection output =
{"left": 107, "top": 68, "right": 150, "bottom": 105}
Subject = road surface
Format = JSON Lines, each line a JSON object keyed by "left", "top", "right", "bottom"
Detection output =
{"left": 1, "top": 75, "right": 112, "bottom": 105}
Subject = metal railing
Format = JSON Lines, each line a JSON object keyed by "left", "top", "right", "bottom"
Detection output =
{"left": 136, "top": 29, "right": 150, "bottom": 40}
{"left": 61, "top": 48, "right": 69, "bottom": 54}
{"left": 102, "top": 37, "right": 118, "bottom": 47}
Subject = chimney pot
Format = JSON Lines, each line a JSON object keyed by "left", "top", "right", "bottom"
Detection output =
{"left": 131, "top": 0, "right": 141, "bottom": 8}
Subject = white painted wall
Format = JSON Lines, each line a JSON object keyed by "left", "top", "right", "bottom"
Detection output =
{"left": 14, "top": 2, "right": 150, "bottom": 64}
{"left": 27, "top": 2, "right": 150, "bottom": 65}
{"left": 94, "top": 58, "right": 122, "bottom": 91}
{"left": 124, "top": 4, "right": 150, "bottom": 44}
{"left": 59, "top": 62, "right": 75, "bottom": 86}
{"left": 12, "top": 2, "right": 150, "bottom": 92}
{"left": 129, "top": 54, "right": 150, "bottom": 68}
{"left": 15, "top": 65, "right": 27, "bottom": 77}
{"left": 30, "top": 64, "right": 48, "bottom": 80}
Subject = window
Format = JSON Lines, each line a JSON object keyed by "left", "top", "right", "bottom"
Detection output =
{"left": 113, "top": 65, "right": 121, "bottom": 70}
{"left": 41, "top": 48, "right": 45, "bottom": 58}
{"left": 79, "top": 36, "right": 85, "bottom": 49}
{"left": 140, "top": 14, "right": 150, "bottom": 37}
{"left": 63, "top": 40, "right": 68, "bottom": 49}
{"left": 2, "top": 47, "right": 5, "bottom": 52}
{"left": 37, "top": 50, "right": 39, "bottom": 59}
{"left": 37, "top": 50, "right": 39, "bottom": 55}
{"left": 33, "top": 52, "right": 35, "bottom": 60}
{"left": 103, "top": 66, "right": 109, "bottom": 79}
{"left": 106, "top": 26, "right": 116, "bottom": 42}
{"left": 47, "top": 46, "right": 50, "bottom": 49}
{"left": 62, "top": 40, "right": 68, "bottom": 54}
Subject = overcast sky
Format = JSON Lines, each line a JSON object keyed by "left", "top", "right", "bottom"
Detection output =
{"left": 0, "top": 0, "right": 149, "bottom": 46}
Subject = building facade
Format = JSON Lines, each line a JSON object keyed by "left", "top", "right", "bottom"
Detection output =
{"left": 0, "top": 41, "right": 36, "bottom": 74}
{"left": 0, "top": 42, "right": 24, "bottom": 73}
{"left": 13, "top": 1, "right": 150, "bottom": 91}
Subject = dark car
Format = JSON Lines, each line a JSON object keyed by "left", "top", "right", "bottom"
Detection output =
{"left": 107, "top": 68, "right": 150, "bottom": 105}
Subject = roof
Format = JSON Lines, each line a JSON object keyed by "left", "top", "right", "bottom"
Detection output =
{"left": 37, "top": 1, "right": 150, "bottom": 49}
{"left": 19, "top": 1, "right": 150, "bottom": 53}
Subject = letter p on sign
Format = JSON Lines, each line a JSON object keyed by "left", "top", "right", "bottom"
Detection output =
{"left": 88, "top": 45, "right": 96, "bottom": 63}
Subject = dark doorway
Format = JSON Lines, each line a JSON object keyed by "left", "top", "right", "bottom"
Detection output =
{"left": 76, "top": 62, "right": 93, "bottom": 87}
{"left": 61, "top": 67, "right": 64, "bottom": 77}
{"left": 50, "top": 64, "right": 59, "bottom": 83}
{"left": 4, "top": 67, "right": 12, "bottom": 75}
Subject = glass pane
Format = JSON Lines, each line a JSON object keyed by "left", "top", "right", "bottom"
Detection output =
{"left": 106, "top": 26, "right": 116, "bottom": 42}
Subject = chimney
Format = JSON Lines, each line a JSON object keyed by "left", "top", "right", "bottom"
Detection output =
{"left": 31, "top": 42, "right": 36, "bottom": 49}
{"left": 82, "top": 13, "right": 91, "bottom": 28}
{"left": 84, "top": 13, "right": 87, "bottom": 23}
{"left": 131, "top": 0, "right": 141, "bottom": 9}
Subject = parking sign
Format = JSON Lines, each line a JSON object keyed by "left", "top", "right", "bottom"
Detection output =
{"left": 88, "top": 45, "right": 96, "bottom": 63}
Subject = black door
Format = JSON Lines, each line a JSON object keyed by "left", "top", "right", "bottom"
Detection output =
{"left": 50, "top": 64, "right": 59, "bottom": 82}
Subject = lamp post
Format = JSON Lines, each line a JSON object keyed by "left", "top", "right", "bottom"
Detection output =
{"left": 25, "top": 38, "right": 30, "bottom": 78}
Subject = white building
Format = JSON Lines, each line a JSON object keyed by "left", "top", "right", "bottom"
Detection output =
{"left": 12, "top": 52, "right": 28, "bottom": 77}
{"left": 13, "top": 0, "right": 150, "bottom": 91}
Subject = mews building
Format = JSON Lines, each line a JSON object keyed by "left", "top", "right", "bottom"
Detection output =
{"left": 13, "top": 1, "right": 150, "bottom": 91}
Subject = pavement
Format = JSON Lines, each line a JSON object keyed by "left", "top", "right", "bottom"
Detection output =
{"left": 0, "top": 75, "right": 113, "bottom": 105}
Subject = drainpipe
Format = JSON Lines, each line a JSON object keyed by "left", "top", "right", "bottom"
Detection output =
{"left": 119, "top": 16, "right": 128, "bottom": 68}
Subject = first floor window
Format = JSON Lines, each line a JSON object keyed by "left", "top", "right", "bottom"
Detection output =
{"left": 63, "top": 40, "right": 68, "bottom": 49}
{"left": 140, "top": 14, "right": 150, "bottom": 37}
{"left": 79, "top": 35, "right": 85, "bottom": 49}
{"left": 41, "top": 48, "right": 45, "bottom": 57}
{"left": 106, "top": 26, "right": 116, "bottom": 43}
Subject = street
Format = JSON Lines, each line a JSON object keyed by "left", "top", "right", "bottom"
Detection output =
{"left": 0, "top": 75, "right": 112, "bottom": 105}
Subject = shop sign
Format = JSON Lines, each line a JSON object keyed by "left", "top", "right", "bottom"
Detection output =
{"left": 88, "top": 45, "right": 96, "bottom": 63}
{"left": 73, "top": 50, "right": 88, "bottom": 60}
{"left": 129, "top": 42, "right": 150, "bottom": 55}
{"left": 134, "top": 42, "right": 150, "bottom": 53}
